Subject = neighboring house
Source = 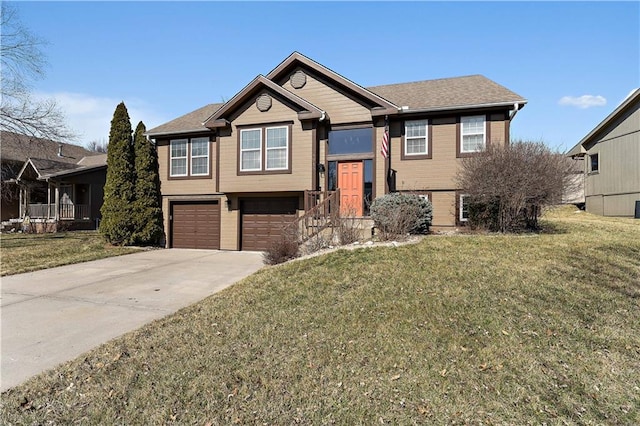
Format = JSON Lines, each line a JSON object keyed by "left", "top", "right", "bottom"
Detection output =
{"left": 567, "top": 89, "right": 640, "bottom": 217}
{"left": 146, "top": 52, "right": 526, "bottom": 250}
{"left": 1, "top": 131, "right": 107, "bottom": 230}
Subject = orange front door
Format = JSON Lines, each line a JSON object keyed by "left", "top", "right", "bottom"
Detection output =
{"left": 338, "top": 161, "right": 363, "bottom": 217}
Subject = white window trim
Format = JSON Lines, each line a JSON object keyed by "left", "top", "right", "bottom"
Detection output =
{"left": 170, "top": 139, "right": 188, "bottom": 177}
{"left": 190, "top": 137, "right": 210, "bottom": 176}
{"left": 459, "top": 194, "right": 470, "bottom": 222}
{"left": 404, "top": 119, "right": 429, "bottom": 156}
{"left": 460, "top": 116, "right": 486, "bottom": 153}
{"left": 240, "top": 128, "right": 263, "bottom": 172}
{"left": 265, "top": 126, "right": 289, "bottom": 171}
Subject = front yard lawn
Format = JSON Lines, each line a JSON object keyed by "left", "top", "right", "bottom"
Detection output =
{"left": 0, "top": 231, "right": 141, "bottom": 276}
{"left": 1, "top": 206, "right": 639, "bottom": 423}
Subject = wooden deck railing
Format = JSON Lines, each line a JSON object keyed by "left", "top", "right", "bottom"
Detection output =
{"left": 27, "top": 204, "right": 90, "bottom": 220}
{"left": 27, "top": 204, "right": 56, "bottom": 219}
{"left": 287, "top": 190, "right": 340, "bottom": 242}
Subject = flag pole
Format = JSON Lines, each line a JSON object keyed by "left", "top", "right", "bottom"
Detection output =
{"left": 383, "top": 115, "right": 390, "bottom": 193}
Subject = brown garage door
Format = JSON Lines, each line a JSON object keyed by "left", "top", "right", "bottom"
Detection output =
{"left": 171, "top": 201, "right": 220, "bottom": 249}
{"left": 241, "top": 197, "right": 298, "bottom": 251}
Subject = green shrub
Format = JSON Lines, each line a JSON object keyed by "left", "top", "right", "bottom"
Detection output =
{"left": 370, "top": 193, "right": 432, "bottom": 240}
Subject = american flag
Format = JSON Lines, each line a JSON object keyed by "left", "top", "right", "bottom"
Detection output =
{"left": 381, "top": 121, "right": 389, "bottom": 158}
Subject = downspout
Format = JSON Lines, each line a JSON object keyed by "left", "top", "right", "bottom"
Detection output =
{"left": 509, "top": 103, "right": 520, "bottom": 120}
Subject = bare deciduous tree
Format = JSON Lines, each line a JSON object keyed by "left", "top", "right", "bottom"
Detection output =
{"left": 456, "top": 141, "right": 579, "bottom": 232}
{"left": 0, "top": 3, "right": 73, "bottom": 140}
{"left": 86, "top": 139, "right": 108, "bottom": 153}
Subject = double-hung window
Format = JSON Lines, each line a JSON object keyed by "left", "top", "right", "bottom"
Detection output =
{"left": 404, "top": 120, "right": 429, "bottom": 156}
{"left": 240, "top": 129, "right": 262, "bottom": 171}
{"left": 170, "top": 139, "right": 188, "bottom": 177}
{"left": 240, "top": 125, "right": 290, "bottom": 173}
{"left": 461, "top": 116, "right": 486, "bottom": 153}
{"left": 190, "top": 137, "right": 209, "bottom": 176}
{"left": 265, "top": 126, "right": 288, "bottom": 170}
{"left": 170, "top": 137, "right": 210, "bottom": 178}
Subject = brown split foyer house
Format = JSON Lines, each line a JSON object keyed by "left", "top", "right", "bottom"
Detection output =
{"left": 146, "top": 52, "right": 527, "bottom": 251}
{"left": 1, "top": 131, "right": 107, "bottom": 231}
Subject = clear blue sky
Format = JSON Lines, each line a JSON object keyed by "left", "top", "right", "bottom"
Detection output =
{"left": 13, "top": 1, "right": 640, "bottom": 152}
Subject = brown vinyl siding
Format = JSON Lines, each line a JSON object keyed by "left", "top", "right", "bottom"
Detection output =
{"left": 489, "top": 113, "right": 507, "bottom": 144}
{"left": 220, "top": 197, "right": 240, "bottom": 250}
{"left": 392, "top": 116, "right": 507, "bottom": 191}
{"left": 281, "top": 68, "right": 372, "bottom": 124}
{"left": 430, "top": 191, "right": 457, "bottom": 228}
{"left": 157, "top": 139, "right": 217, "bottom": 195}
{"left": 218, "top": 96, "right": 312, "bottom": 193}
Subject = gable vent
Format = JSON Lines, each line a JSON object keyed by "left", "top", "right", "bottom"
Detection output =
{"left": 290, "top": 70, "right": 307, "bottom": 89}
{"left": 256, "top": 94, "right": 272, "bottom": 112}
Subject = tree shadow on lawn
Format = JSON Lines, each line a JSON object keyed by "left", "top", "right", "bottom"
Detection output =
{"left": 558, "top": 243, "right": 640, "bottom": 299}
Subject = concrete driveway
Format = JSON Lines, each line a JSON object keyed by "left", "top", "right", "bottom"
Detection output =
{"left": 0, "top": 249, "right": 263, "bottom": 392}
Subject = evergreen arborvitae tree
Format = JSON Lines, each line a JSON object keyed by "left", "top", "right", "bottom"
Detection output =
{"left": 132, "top": 121, "right": 164, "bottom": 245}
{"left": 99, "top": 102, "right": 135, "bottom": 245}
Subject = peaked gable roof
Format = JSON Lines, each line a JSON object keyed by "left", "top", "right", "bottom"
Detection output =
{"left": 17, "top": 155, "right": 107, "bottom": 181}
{"left": 203, "top": 75, "right": 325, "bottom": 128}
{"left": 147, "top": 53, "right": 527, "bottom": 137}
{"left": 145, "top": 103, "right": 224, "bottom": 137}
{"left": 368, "top": 75, "right": 527, "bottom": 113}
{"left": 1, "top": 131, "right": 98, "bottom": 164}
{"left": 567, "top": 88, "right": 640, "bottom": 157}
{"left": 266, "top": 51, "right": 399, "bottom": 116}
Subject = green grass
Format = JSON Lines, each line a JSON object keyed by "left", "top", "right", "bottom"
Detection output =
{"left": 0, "top": 231, "right": 141, "bottom": 276}
{"left": 2, "top": 206, "right": 639, "bottom": 424}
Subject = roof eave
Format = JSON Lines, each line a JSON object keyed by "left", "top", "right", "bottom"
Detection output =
{"left": 266, "top": 52, "right": 400, "bottom": 111}
{"left": 203, "top": 75, "right": 324, "bottom": 129}
{"left": 145, "top": 128, "right": 212, "bottom": 138}
{"left": 44, "top": 164, "right": 107, "bottom": 180}
{"left": 574, "top": 88, "right": 640, "bottom": 149}
{"left": 396, "top": 100, "right": 527, "bottom": 115}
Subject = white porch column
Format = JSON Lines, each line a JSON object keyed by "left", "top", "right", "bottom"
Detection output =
{"left": 54, "top": 185, "right": 60, "bottom": 221}
{"left": 47, "top": 182, "right": 52, "bottom": 219}
{"left": 19, "top": 187, "right": 23, "bottom": 218}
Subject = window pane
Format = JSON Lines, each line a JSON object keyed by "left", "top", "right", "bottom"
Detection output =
{"left": 406, "top": 138, "right": 426, "bottom": 154}
{"left": 462, "top": 116, "right": 484, "bottom": 134}
{"left": 241, "top": 150, "right": 260, "bottom": 170}
{"left": 328, "top": 128, "right": 372, "bottom": 155}
{"left": 461, "top": 196, "right": 469, "bottom": 221}
{"left": 192, "top": 157, "right": 208, "bottom": 175}
{"left": 191, "top": 139, "right": 209, "bottom": 156}
{"left": 327, "top": 161, "right": 337, "bottom": 191}
{"left": 266, "top": 127, "right": 287, "bottom": 148}
{"left": 171, "top": 158, "right": 187, "bottom": 176}
{"left": 171, "top": 140, "right": 187, "bottom": 157}
{"left": 266, "top": 148, "right": 286, "bottom": 169}
{"left": 241, "top": 130, "right": 261, "bottom": 149}
{"left": 406, "top": 120, "right": 427, "bottom": 138}
{"left": 463, "top": 134, "right": 484, "bottom": 152}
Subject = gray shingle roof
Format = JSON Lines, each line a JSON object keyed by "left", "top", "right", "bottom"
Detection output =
{"left": 146, "top": 72, "right": 526, "bottom": 137}
{"left": 1, "top": 131, "right": 98, "bottom": 164}
{"left": 145, "top": 103, "right": 224, "bottom": 136}
{"left": 367, "top": 75, "right": 526, "bottom": 112}
{"left": 29, "top": 158, "right": 82, "bottom": 177}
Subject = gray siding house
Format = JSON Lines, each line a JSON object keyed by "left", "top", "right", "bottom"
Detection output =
{"left": 568, "top": 89, "right": 640, "bottom": 217}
